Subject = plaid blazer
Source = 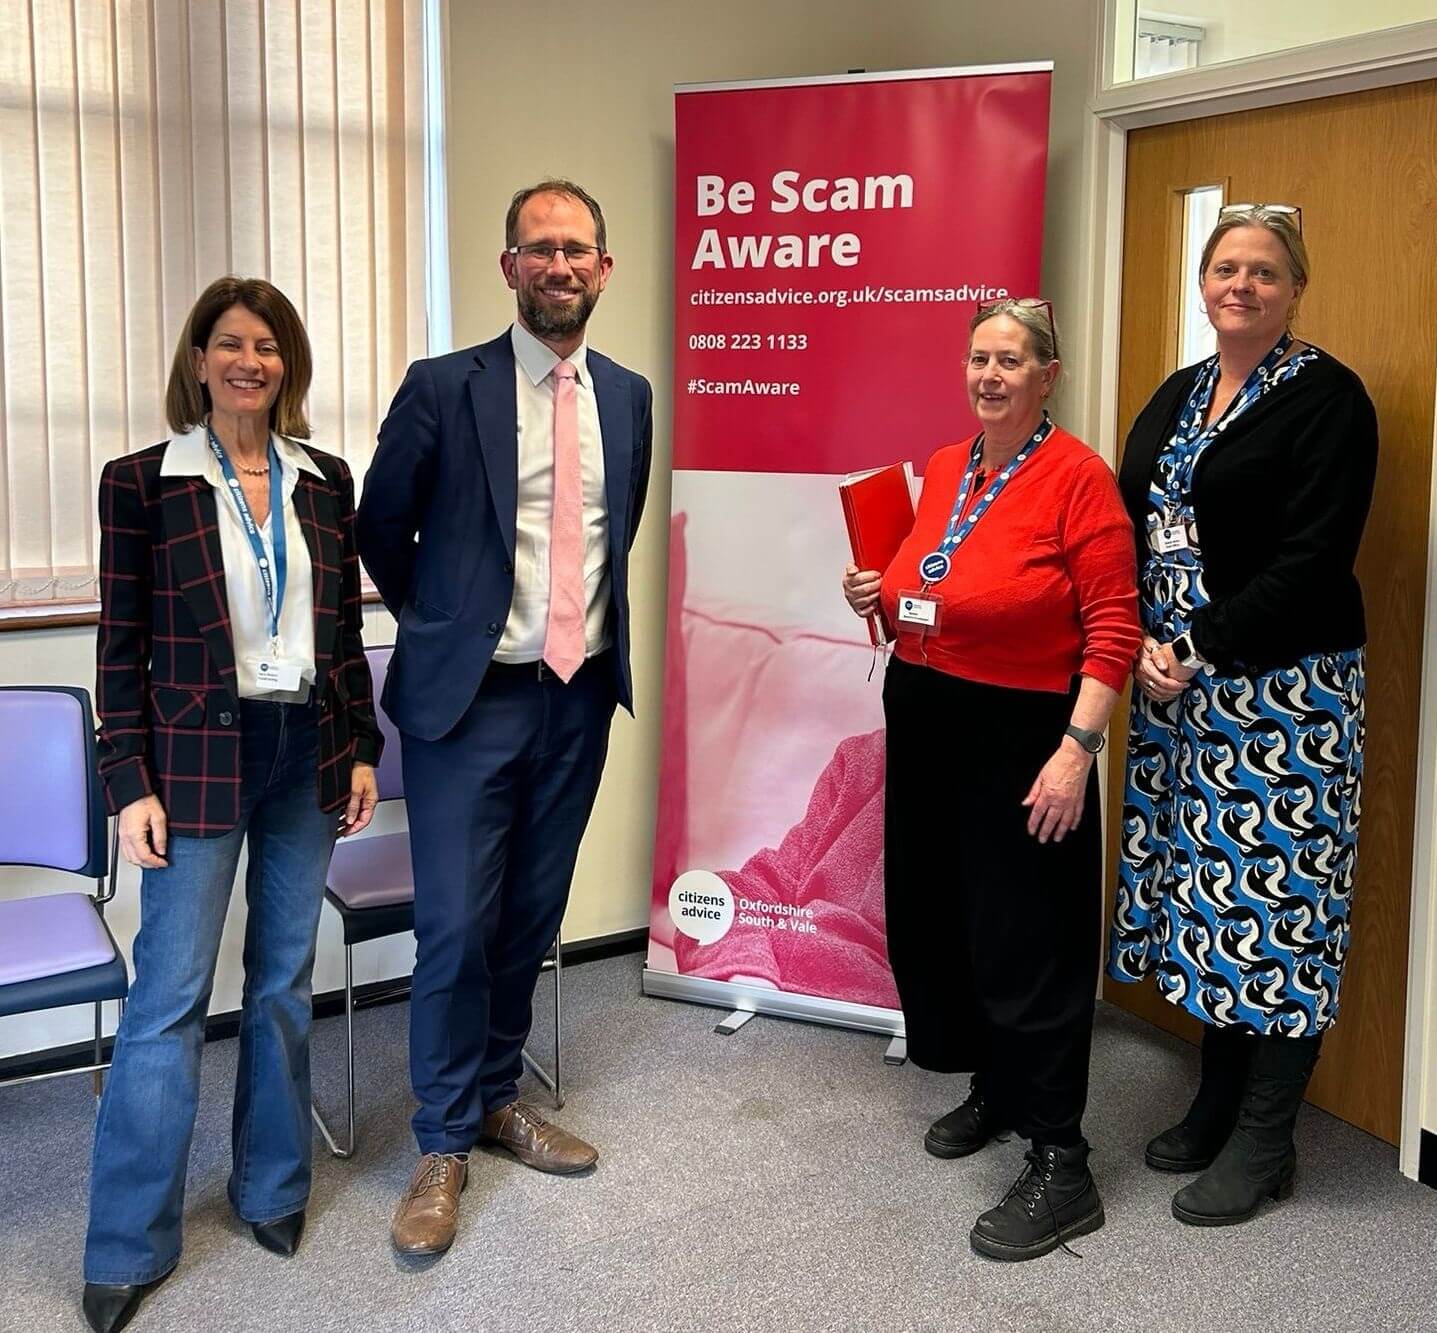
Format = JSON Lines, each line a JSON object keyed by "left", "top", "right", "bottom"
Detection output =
{"left": 96, "top": 430, "right": 382, "bottom": 836}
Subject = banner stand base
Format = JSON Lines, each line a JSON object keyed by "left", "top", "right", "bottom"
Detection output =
{"left": 884, "top": 1036, "right": 908, "bottom": 1066}
{"left": 713, "top": 1010, "right": 758, "bottom": 1036}
{"left": 642, "top": 968, "right": 904, "bottom": 1046}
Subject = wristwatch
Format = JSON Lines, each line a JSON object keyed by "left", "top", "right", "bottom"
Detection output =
{"left": 1064, "top": 724, "right": 1105, "bottom": 755}
{"left": 1171, "top": 632, "right": 1207, "bottom": 670}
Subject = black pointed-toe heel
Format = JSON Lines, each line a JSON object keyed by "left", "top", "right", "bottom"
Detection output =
{"left": 83, "top": 1269, "right": 172, "bottom": 1333}
{"left": 251, "top": 1209, "right": 306, "bottom": 1257}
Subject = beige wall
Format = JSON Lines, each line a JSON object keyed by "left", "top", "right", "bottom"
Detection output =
{"left": 445, "top": 0, "right": 1105, "bottom": 946}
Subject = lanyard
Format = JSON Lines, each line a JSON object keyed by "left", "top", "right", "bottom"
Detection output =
{"left": 208, "top": 427, "right": 286, "bottom": 643}
{"left": 1163, "top": 333, "right": 1291, "bottom": 518}
{"left": 918, "top": 413, "right": 1052, "bottom": 585}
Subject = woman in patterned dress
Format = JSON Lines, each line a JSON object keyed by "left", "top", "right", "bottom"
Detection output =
{"left": 1109, "top": 206, "right": 1377, "bottom": 1226}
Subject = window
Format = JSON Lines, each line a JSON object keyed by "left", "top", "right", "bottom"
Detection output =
{"left": 1136, "top": 16, "right": 1204, "bottom": 79}
{"left": 0, "top": 0, "right": 434, "bottom": 618}
{"left": 1178, "top": 185, "right": 1223, "bottom": 367}
{"left": 1111, "top": 0, "right": 1437, "bottom": 85}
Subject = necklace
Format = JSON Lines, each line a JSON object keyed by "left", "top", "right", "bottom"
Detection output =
{"left": 235, "top": 462, "right": 270, "bottom": 476}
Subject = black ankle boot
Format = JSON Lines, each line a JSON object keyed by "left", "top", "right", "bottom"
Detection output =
{"left": 969, "top": 1140, "right": 1105, "bottom": 1261}
{"left": 1146, "top": 1023, "right": 1255, "bottom": 1172}
{"left": 1172, "top": 1033, "right": 1322, "bottom": 1227}
{"left": 925, "top": 1075, "right": 1011, "bottom": 1159}
{"left": 82, "top": 1270, "right": 171, "bottom": 1333}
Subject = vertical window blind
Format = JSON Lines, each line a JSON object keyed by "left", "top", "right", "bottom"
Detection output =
{"left": 1135, "top": 16, "right": 1205, "bottom": 78}
{"left": 0, "top": 0, "right": 428, "bottom": 615}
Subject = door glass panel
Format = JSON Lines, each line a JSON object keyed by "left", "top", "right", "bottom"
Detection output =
{"left": 1111, "top": 1, "right": 1434, "bottom": 85}
{"left": 1179, "top": 185, "right": 1223, "bottom": 366}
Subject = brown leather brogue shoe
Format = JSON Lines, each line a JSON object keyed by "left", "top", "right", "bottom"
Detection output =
{"left": 390, "top": 1153, "right": 468, "bottom": 1256}
{"left": 480, "top": 1102, "right": 598, "bottom": 1174}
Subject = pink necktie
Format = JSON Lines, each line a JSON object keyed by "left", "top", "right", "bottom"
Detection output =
{"left": 543, "top": 360, "right": 586, "bottom": 682}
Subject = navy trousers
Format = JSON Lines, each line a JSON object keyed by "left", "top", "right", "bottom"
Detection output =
{"left": 402, "top": 652, "right": 616, "bottom": 1154}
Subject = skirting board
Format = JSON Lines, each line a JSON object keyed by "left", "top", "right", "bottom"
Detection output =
{"left": 0, "top": 926, "right": 647, "bottom": 1084}
{"left": 642, "top": 966, "right": 904, "bottom": 1037}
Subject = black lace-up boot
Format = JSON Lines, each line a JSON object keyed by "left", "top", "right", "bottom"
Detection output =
{"left": 924, "top": 1075, "right": 1011, "bottom": 1159}
{"left": 969, "top": 1140, "right": 1105, "bottom": 1261}
{"left": 1145, "top": 1022, "right": 1255, "bottom": 1172}
{"left": 1172, "top": 1034, "right": 1321, "bottom": 1227}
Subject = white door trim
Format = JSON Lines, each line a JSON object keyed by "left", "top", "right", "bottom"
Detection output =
{"left": 1084, "top": 17, "right": 1437, "bottom": 1179}
{"left": 1401, "top": 375, "right": 1437, "bottom": 1180}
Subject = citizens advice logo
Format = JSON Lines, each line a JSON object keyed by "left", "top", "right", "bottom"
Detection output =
{"left": 669, "top": 870, "right": 735, "bottom": 945}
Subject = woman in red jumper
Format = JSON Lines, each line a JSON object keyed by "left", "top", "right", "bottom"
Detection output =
{"left": 843, "top": 299, "right": 1140, "bottom": 1261}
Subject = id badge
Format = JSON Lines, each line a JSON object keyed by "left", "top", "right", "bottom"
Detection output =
{"left": 1152, "top": 523, "right": 1189, "bottom": 555}
{"left": 253, "top": 656, "right": 304, "bottom": 692}
{"left": 896, "top": 591, "right": 941, "bottom": 633}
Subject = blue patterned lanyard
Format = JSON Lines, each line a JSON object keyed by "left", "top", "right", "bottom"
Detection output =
{"left": 1162, "top": 334, "right": 1291, "bottom": 521}
{"left": 207, "top": 427, "right": 286, "bottom": 643}
{"left": 919, "top": 413, "right": 1052, "bottom": 585}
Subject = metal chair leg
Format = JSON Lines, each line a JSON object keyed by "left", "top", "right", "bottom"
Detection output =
{"left": 312, "top": 944, "right": 356, "bottom": 1159}
{"left": 519, "top": 930, "right": 564, "bottom": 1110}
{"left": 552, "top": 930, "right": 564, "bottom": 1109}
{"left": 92, "top": 999, "right": 104, "bottom": 1101}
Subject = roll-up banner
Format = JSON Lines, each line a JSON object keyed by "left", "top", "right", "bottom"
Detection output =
{"left": 645, "top": 64, "right": 1053, "bottom": 1033}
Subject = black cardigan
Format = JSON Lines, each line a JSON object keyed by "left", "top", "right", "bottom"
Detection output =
{"left": 1116, "top": 350, "right": 1378, "bottom": 676}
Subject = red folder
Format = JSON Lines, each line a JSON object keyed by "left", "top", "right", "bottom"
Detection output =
{"left": 839, "top": 462, "right": 916, "bottom": 645}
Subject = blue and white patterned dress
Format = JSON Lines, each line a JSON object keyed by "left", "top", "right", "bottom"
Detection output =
{"left": 1108, "top": 346, "right": 1365, "bottom": 1036}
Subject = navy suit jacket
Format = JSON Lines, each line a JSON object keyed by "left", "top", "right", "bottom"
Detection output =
{"left": 357, "top": 329, "right": 653, "bottom": 741}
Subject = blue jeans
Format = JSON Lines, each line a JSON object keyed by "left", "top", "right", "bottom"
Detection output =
{"left": 84, "top": 701, "right": 337, "bottom": 1285}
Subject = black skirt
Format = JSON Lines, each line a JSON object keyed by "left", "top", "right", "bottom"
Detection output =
{"left": 882, "top": 654, "right": 1101, "bottom": 1142}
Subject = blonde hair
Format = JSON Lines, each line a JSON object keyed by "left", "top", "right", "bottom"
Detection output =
{"left": 1199, "top": 207, "right": 1310, "bottom": 290}
{"left": 166, "top": 277, "right": 313, "bottom": 437}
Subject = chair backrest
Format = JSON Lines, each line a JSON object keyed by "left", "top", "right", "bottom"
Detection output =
{"left": 365, "top": 646, "right": 405, "bottom": 802}
{"left": 0, "top": 687, "right": 107, "bottom": 877}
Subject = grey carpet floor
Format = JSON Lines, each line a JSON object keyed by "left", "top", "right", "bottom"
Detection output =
{"left": 4, "top": 953, "right": 1436, "bottom": 1333}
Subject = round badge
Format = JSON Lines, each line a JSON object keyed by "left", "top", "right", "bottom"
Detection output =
{"left": 668, "top": 869, "right": 734, "bottom": 946}
{"left": 919, "top": 551, "right": 951, "bottom": 583}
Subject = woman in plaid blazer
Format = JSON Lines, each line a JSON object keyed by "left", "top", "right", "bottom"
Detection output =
{"left": 82, "top": 277, "right": 382, "bottom": 1333}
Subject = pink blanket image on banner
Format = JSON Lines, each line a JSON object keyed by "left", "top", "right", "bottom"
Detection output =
{"left": 649, "top": 65, "right": 1053, "bottom": 1015}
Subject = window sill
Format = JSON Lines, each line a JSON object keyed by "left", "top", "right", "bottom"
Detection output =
{"left": 0, "top": 589, "right": 387, "bottom": 632}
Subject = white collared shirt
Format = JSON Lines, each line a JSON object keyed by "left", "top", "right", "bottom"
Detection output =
{"left": 160, "top": 422, "right": 320, "bottom": 702}
{"left": 496, "top": 322, "right": 611, "bottom": 662}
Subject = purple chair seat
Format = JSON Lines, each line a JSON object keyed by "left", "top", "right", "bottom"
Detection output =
{"left": 0, "top": 892, "right": 118, "bottom": 986}
{"left": 326, "top": 832, "right": 415, "bottom": 910}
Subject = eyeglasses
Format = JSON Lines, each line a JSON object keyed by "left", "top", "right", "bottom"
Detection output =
{"left": 1220, "top": 203, "right": 1303, "bottom": 234}
{"left": 506, "top": 242, "right": 604, "bottom": 268}
{"left": 976, "top": 296, "right": 1056, "bottom": 338}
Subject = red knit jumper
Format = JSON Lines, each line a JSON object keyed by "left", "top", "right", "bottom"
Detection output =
{"left": 879, "top": 425, "right": 1141, "bottom": 694}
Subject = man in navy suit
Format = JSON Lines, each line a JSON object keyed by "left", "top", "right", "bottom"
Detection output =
{"left": 358, "top": 179, "right": 651, "bottom": 1256}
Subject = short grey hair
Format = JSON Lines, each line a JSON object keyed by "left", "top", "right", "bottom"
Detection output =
{"left": 969, "top": 298, "right": 1059, "bottom": 366}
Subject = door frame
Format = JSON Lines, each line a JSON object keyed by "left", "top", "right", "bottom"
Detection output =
{"left": 1078, "top": 16, "right": 1437, "bottom": 1181}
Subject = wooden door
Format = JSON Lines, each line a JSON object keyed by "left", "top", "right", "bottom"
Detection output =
{"left": 1103, "top": 81, "right": 1437, "bottom": 1144}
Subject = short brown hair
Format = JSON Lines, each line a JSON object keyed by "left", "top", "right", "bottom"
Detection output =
{"left": 166, "top": 277, "right": 313, "bottom": 438}
{"left": 505, "top": 179, "right": 607, "bottom": 253}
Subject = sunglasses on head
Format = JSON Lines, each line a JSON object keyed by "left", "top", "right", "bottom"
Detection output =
{"left": 976, "top": 296, "right": 1056, "bottom": 337}
{"left": 1220, "top": 203, "right": 1303, "bottom": 234}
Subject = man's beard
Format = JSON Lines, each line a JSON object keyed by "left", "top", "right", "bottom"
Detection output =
{"left": 519, "top": 281, "right": 597, "bottom": 339}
